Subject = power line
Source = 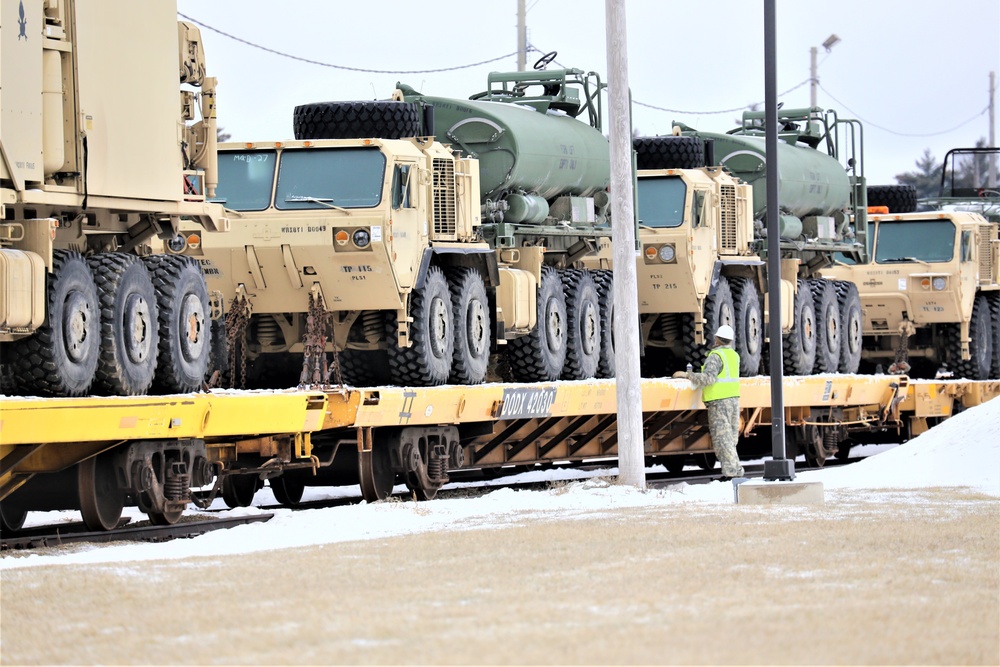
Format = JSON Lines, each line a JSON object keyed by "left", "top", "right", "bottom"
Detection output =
{"left": 634, "top": 79, "right": 811, "bottom": 116}
{"left": 817, "top": 83, "right": 988, "bottom": 138}
{"left": 178, "top": 12, "right": 518, "bottom": 74}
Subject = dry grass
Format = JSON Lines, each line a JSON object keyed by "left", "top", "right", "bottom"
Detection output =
{"left": 1, "top": 488, "right": 997, "bottom": 665}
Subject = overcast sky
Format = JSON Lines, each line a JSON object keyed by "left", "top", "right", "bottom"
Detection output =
{"left": 176, "top": 0, "right": 999, "bottom": 185}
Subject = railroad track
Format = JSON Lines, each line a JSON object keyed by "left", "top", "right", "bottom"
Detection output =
{"left": 1, "top": 513, "right": 273, "bottom": 551}
{"left": 2, "top": 456, "right": 855, "bottom": 552}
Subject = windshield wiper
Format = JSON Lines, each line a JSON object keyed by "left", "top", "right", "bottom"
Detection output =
{"left": 285, "top": 195, "right": 350, "bottom": 213}
{"left": 880, "top": 256, "right": 932, "bottom": 267}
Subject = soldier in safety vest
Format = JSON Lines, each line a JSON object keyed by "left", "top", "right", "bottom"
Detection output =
{"left": 673, "top": 325, "right": 744, "bottom": 480}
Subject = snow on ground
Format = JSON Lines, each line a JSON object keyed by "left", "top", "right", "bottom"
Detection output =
{"left": 2, "top": 397, "right": 997, "bottom": 571}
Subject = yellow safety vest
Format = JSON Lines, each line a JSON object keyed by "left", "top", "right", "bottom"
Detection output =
{"left": 701, "top": 347, "right": 740, "bottom": 402}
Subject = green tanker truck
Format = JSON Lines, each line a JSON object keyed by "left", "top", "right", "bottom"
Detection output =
{"left": 583, "top": 107, "right": 869, "bottom": 380}
{"left": 177, "top": 60, "right": 616, "bottom": 387}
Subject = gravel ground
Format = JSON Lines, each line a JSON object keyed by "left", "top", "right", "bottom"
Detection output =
{"left": 1, "top": 487, "right": 997, "bottom": 665}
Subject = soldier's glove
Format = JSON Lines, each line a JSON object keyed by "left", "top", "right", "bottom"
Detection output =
{"left": 672, "top": 371, "right": 690, "bottom": 379}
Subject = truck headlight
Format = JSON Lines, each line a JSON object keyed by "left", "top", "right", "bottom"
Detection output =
{"left": 658, "top": 244, "right": 676, "bottom": 263}
{"left": 166, "top": 234, "right": 187, "bottom": 253}
{"left": 932, "top": 277, "right": 946, "bottom": 291}
{"left": 352, "top": 228, "right": 371, "bottom": 248}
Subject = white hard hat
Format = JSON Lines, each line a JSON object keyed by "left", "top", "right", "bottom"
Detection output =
{"left": 715, "top": 324, "right": 735, "bottom": 341}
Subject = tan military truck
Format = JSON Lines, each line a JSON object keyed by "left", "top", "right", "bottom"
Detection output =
{"left": 1, "top": 0, "right": 227, "bottom": 397}
{"left": 179, "top": 65, "right": 615, "bottom": 388}
{"left": 820, "top": 209, "right": 1000, "bottom": 379}
{"left": 583, "top": 108, "right": 869, "bottom": 378}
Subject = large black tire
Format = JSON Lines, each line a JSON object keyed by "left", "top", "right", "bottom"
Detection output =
{"left": 867, "top": 185, "right": 917, "bottom": 213}
{"left": 144, "top": 255, "right": 211, "bottom": 393}
{"left": 561, "top": 270, "right": 601, "bottom": 381}
{"left": 990, "top": 293, "right": 1000, "bottom": 379}
{"left": 684, "top": 277, "right": 734, "bottom": 369}
{"left": 833, "top": 280, "right": 863, "bottom": 373}
{"left": 88, "top": 253, "right": 159, "bottom": 396}
{"left": 448, "top": 268, "right": 490, "bottom": 385}
{"left": 593, "top": 270, "right": 615, "bottom": 378}
{"left": 809, "top": 279, "right": 841, "bottom": 374}
{"left": 948, "top": 294, "right": 993, "bottom": 380}
{"left": 505, "top": 266, "right": 568, "bottom": 382}
{"left": 292, "top": 101, "right": 422, "bottom": 140}
{"left": 388, "top": 266, "right": 454, "bottom": 386}
{"left": 633, "top": 136, "right": 706, "bottom": 170}
{"left": 728, "top": 277, "right": 763, "bottom": 376}
{"left": 8, "top": 250, "right": 100, "bottom": 397}
{"left": 338, "top": 348, "right": 392, "bottom": 386}
{"left": 783, "top": 280, "right": 817, "bottom": 376}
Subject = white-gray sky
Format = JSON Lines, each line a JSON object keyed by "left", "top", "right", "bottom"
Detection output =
{"left": 177, "top": 0, "right": 999, "bottom": 185}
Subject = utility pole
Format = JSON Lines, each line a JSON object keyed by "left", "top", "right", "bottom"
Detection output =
{"left": 605, "top": 0, "right": 645, "bottom": 489}
{"left": 989, "top": 71, "right": 996, "bottom": 187}
{"left": 517, "top": 0, "right": 526, "bottom": 72}
{"left": 810, "top": 34, "right": 840, "bottom": 110}
{"left": 762, "top": 0, "right": 793, "bottom": 482}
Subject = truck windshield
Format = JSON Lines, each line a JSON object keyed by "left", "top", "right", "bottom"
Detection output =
{"left": 215, "top": 151, "right": 278, "bottom": 211}
{"left": 276, "top": 148, "right": 386, "bottom": 210}
{"left": 636, "top": 176, "right": 686, "bottom": 228}
{"left": 874, "top": 219, "right": 955, "bottom": 263}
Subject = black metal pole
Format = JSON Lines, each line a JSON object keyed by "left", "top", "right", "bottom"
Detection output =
{"left": 762, "top": 0, "right": 794, "bottom": 481}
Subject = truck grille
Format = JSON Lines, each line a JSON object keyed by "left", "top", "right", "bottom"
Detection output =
{"left": 432, "top": 159, "right": 457, "bottom": 239}
{"left": 719, "top": 184, "right": 738, "bottom": 252}
{"left": 980, "top": 227, "right": 996, "bottom": 285}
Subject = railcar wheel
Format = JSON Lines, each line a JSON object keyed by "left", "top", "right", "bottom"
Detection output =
{"left": 810, "top": 279, "right": 841, "bottom": 374}
{"left": 359, "top": 447, "right": 395, "bottom": 502}
{"left": 78, "top": 450, "right": 125, "bottom": 532}
{"left": 593, "top": 270, "right": 615, "bottom": 378}
{"left": 729, "top": 277, "right": 762, "bottom": 376}
{"left": 505, "top": 266, "right": 568, "bottom": 381}
{"left": 834, "top": 280, "right": 863, "bottom": 373}
{"left": 783, "top": 280, "right": 817, "bottom": 376}
{"left": 561, "top": 270, "right": 601, "bottom": 380}
{"left": 89, "top": 253, "right": 159, "bottom": 395}
{"left": 695, "top": 453, "right": 717, "bottom": 471}
{"left": 222, "top": 474, "right": 259, "bottom": 508}
{"left": 948, "top": 294, "right": 993, "bottom": 380}
{"left": 146, "top": 504, "right": 184, "bottom": 526}
{"left": 664, "top": 457, "right": 687, "bottom": 474}
{"left": 449, "top": 268, "right": 490, "bottom": 385}
{"left": 9, "top": 250, "right": 100, "bottom": 396}
{"left": 270, "top": 476, "right": 306, "bottom": 506}
{"left": 144, "top": 255, "right": 211, "bottom": 393}
{"left": 0, "top": 502, "right": 27, "bottom": 532}
{"left": 406, "top": 474, "right": 439, "bottom": 501}
{"left": 388, "top": 266, "right": 454, "bottom": 386}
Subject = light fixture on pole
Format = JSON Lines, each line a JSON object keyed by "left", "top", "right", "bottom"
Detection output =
{"left": 810, "top": 33, "right": 841, "bottom": 109}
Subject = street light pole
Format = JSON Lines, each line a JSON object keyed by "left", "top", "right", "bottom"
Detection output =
{"left": 810, "top": 34, "right": 841, "bottom": 110}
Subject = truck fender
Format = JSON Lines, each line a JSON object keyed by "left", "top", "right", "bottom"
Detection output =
{"left": 414, "top": 247, "right": 500, "bottom": 290}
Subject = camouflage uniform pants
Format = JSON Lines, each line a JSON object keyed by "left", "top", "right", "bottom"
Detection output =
{"left": 706, "top": 396, "right": 743, "bottom": 477}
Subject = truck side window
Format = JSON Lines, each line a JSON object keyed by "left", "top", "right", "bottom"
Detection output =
{"left": 693, "top": 190, "right": 707, "bottom": 228}
{"left": 392, "top": 164, "right": 413, "bottom": 209}
{"left": 961, "top": 230, "right": 973, "bottom": 262}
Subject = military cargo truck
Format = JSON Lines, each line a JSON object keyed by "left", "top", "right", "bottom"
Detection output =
{"left": 0, "top": 0, "right": 227, "bottom": 398}
{"left": 583, "top": 107, "right": 869, "bottom": 377}
{"left": 183, "top": 60, "right": 615, "bottom": 388}
{"left": 821, "top": 190, "right": 1000, "bottom": 380}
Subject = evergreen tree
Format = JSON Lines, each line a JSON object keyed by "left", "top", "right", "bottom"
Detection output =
{"left": 895, "top": 149, "right": 941, "bottom": 199}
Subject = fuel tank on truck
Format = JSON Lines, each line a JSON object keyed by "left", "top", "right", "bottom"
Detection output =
{"left": 692, "top": 131, "right": 852, "bottom": 221}
{"left": 395, "top": 72, "right": 610, "bottom": 203}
